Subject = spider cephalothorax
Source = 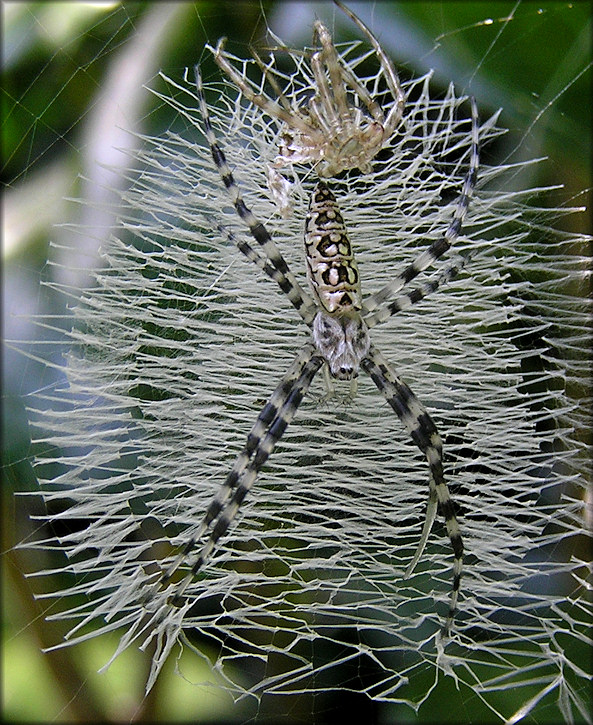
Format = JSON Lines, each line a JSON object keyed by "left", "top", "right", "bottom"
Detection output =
{"left": 312, "top": 310, "right": 370, "bottom": 381}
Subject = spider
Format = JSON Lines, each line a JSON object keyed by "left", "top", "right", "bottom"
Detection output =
{"left": 210, "top": 1, "right": 406, "bottom": 181}
{"left": 157, "top": 66, "right": 479, "bottom": 638}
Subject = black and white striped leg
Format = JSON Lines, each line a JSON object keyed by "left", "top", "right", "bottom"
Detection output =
{"left": 164, "top": 344, "right": 323, "bottom": 605}
{"left": 361, "top": 345, "right": 463, "bottom": 637}
{"left": 363, "top": 255, "right": 467, "bottom": 330}
{"left": 362, "top": 96, "right": 479, "bottom": 315}
{"left": 208, "top": 216, "right": 316, "bottom": 325}
{"left": 196, "top": 67, "right": 316, "bottom": 325}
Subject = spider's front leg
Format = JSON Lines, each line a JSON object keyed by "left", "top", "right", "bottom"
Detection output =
{"left": 162, "top": 344, "right": 323, "bottom": 605}
{"left": 210, "top": 38, "right": 311, "bottom": 135}
{"left": 361, "top": 344, "right": 463, "bottom": 637}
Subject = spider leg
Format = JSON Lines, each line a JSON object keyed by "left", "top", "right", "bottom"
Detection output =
{"left": 163, "top": 344, "right": 323, "bottom": 605}
{"left": 251, "top": 47, "right": 293, "bottom": 113}
{"left": 329, "top": 55, "right": 385, "bottom": 127}
{"left": 206, "top": 215, "right": 316, "bottom": 323}
{"left": 334, "top": 0, "right": 406, "bottom": 136}
{"left": 210, "top": 38, "right": 313, "bottom": 134}
{"left": 312, "top": 20, "right": 350, "bottom": 130}
{"left": 362, "top": 96, "right": 479, "bottom": 314}
{"left": 361, "top": 344, "right": 463, "bottom": 637}
{"left": 196, "top": 67, "right": 317, "bottom": 325}
{"left": 161, "top": 343, "right": 317, "bottom": 585}
{"left": 363, "top": 255, "right": 467, "bottom": 329}
{"left": 310, "top": 49, "right": 342, "bottom": 137}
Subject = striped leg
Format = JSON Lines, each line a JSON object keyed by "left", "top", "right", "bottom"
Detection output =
{"left": 363, "top": 255, "right": 467, "bottom": 330}
{"left": 196, "top": 67, "right": 316, "bottom": 325}
{"left": 362, "top": 96, "right": 479, "bottom": 315}
{"left": 361, "top": 345, "right": 463, "bottom": 637}
{"left": 164, "top": 344, "right": 323, "bottom": 605}
{"left": 207, "top": 215, "right": 316, "bottom": 323}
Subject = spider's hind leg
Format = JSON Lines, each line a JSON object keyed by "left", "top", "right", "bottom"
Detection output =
{"left": 363, "top": 254, "right": 467, "bottom": 330}
{"left": 362, "top": 96, "right": 479, "bottom": 317}
{"left": 195, "top": 66, "right": 316, "bottom": 325}
{"left": 361, "top": 344, "right": 463, "bottom": 637}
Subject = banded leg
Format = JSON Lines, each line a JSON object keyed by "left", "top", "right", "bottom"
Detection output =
{"left": 362, "top": 96, "right": 479, "bottom": 315}
{"left": 207, "top": 215, "right": 316, "bottom": 324}
{"left": 361, "top": 345, "right": 463, "bottom": 636}
{"left": 165, "top": 345, "right": 323, "bottom": 605}
{"left": 363, "top": 255, "right": 467, "bottom": 330}
{"left": 196, "top": 67, "right": 316, "bottom": 325}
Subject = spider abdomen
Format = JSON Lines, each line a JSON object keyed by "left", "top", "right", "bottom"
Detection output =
{"left": 305, "top": 182, "right": 362, "bottom": 313}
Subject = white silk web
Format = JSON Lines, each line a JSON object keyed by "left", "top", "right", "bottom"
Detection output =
{"left": 8, "top": 3, "right": 591, "bottom": 722}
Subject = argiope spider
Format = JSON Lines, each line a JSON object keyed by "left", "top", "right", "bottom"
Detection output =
{"left": 158, "top": 65, "right": 479, "bottom": 637}
{"left": 210, "top": 1, "right": 405, "bottom": 180}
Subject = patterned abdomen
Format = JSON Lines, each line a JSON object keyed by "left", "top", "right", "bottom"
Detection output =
{"left": 305, "top": 183, "right": 362, "bottom": 314}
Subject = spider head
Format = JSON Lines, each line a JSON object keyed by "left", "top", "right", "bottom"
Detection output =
{"left": 312, "top": 311, "right": 370, "bottom": 380}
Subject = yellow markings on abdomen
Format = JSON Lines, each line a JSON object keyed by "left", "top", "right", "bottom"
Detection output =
{"left": 304, "top": 183, "right": 362, "bottom": 314}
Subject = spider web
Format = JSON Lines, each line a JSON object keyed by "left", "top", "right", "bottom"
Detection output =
{"left": 4, "top": 2, "right": 591, "bottom": 723}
